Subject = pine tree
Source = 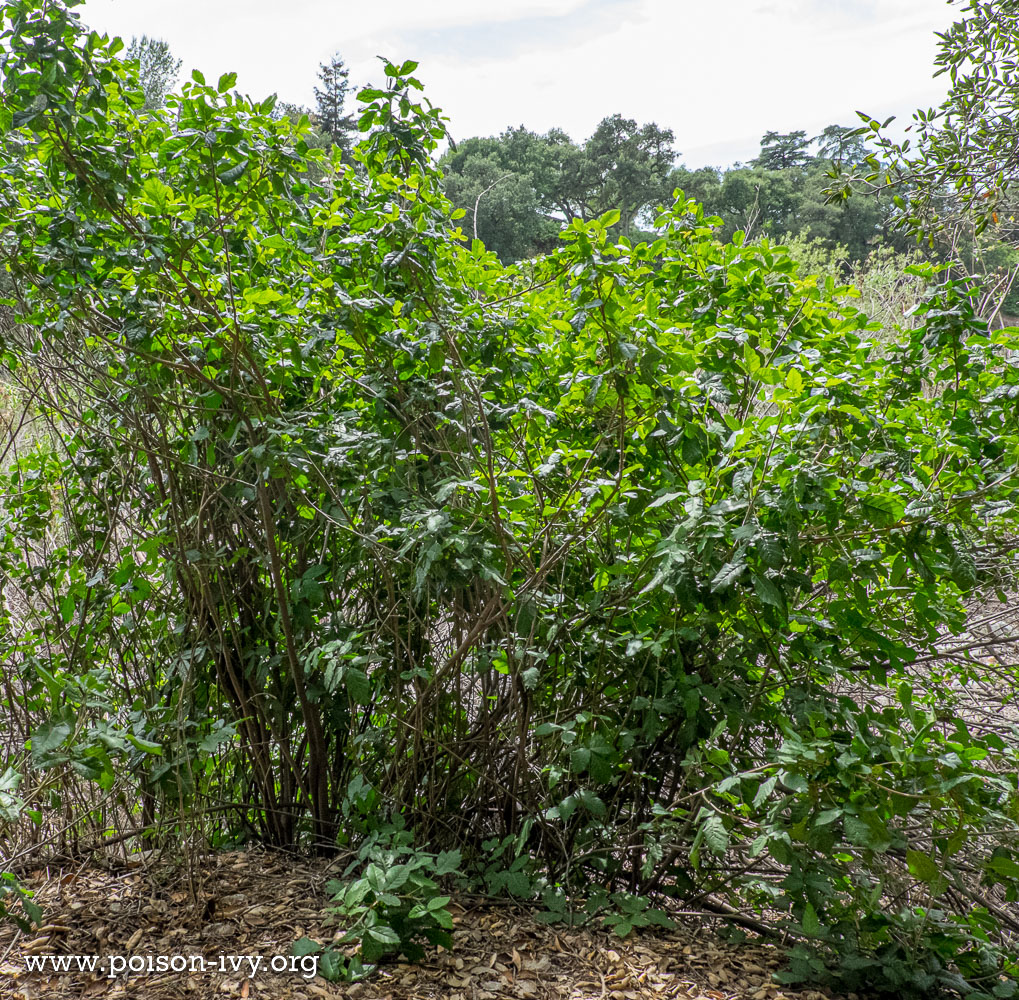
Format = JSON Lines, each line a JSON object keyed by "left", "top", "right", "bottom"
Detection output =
{"left": 314, "top": 54, "right": 356, "bottom": 155}
{"left": 753, "top": 130, "right": 812, "bottom": 171}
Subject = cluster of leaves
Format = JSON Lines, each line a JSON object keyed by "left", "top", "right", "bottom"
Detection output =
{"left": 532, "top": 884, "right": 674, "bottom": 937}
{"left": 829, "top": 1, "right": 1019, "bottom": 248}
{"left": 0, "top": 873, "right": 41, "bottom": 933}
{"left": 1, "top": 3, "right": 1019, "bottom": 997}
{"left": 298, "top": 826, "right": 461, "bottom": 980}
{"left": 719, "top": 683, "right": 1019, "bottom": 996}
{"left": 0, "top": 766, "right": 41, "bottom": 930}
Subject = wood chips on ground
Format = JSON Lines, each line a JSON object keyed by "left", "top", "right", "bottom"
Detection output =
{"left": 0, "top": 848, "right": 854, "bottom": 1000}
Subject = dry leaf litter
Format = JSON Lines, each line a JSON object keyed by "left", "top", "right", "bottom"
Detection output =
{"left": 0, "top": 849, "right": 858, "bottom": 1000}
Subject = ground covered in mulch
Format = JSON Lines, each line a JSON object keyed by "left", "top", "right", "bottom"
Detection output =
{"left": 0, "top": 849, "right": 852, "bottom": 1000}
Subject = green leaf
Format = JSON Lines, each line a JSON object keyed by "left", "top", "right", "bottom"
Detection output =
{"left": 862, "top": 493, "right": 905, "bottom": 523}
{"left": 245, "top": 287, "right": 282, "bottom": 305}
{"left": 814, "top": 808, "right": 842, "bottom": 826}
{"left": 844, "top": 813, "right": 892, "bottom": 853}
{"left": 906, "top": 849, "right": 940, "bottom": 884}
{"left": 217, "top": 72, "right": 237, "bottom": 93}
{"left": 141, "top": 177, "right": 174, "bottom": 213}
{"left": 752, "top": 574, "right": 784, "bottom": 608}
{"left": 700, "top": 813, "right": 728, "bottom": 855}
{"left": 31, "top": 721, "right": 71, "bottom": 756}
{"left": 292, "top": 937, "right": 322, "bottom": 956}
{"left": 752, "top": 775, "right": 778, "bottom": 808}
{"left": 949, "top": 547, "right": 977, "bottom": 590}
{"left": 505, "top": 872, "right": 530, "bottom": 897}
{"left": 647, "top": 491, "right": 682, "bottom": 510}
{"left": 743, "top": 342, "right": 761, "bottom": 373}
{"left": 126, "top": 734, "right": 163, "bottom": 755}
{"left": 988, "top": 856, "right": 1019, "bottom": 881}
{"left": 801, "top": 902, "right": 822, "bottom": 937}
{"left": 365, "top": 924, "right": 401, "bottom": 946}
{"left": 428, "top": 342, "right": 444, "bottom": 372}
{"left": 710, "top": 561, "right": 745, "bottom": 592}
{"left": 22, "top": 898, "right": 43, "bottom": 926}
{"left": 434, "top": 849, "right": 461, "bottom": 876}
{"left": 58, "top": 594, "right": 75, "bottom": 624}
{"left": 360, "top": 934, "right": 386, "bottom": 964}
{"left": 384, "top": 864, "right": 409, "bottom": 890}
{"left": 343, "top": 668, "right": 372, "bottom": 705}
{"left": 318, "top": 949, "right": 345, "bottom": 981}
{"left": 575, "top": 789, "right": 606, "bottom": 817}
{"left": 218, "top": 158, "right": 249, "bottom": 184}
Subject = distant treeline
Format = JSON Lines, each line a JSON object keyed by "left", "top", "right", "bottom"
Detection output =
{"left": 439, "top": 123, "right": 911, "bottom": 264}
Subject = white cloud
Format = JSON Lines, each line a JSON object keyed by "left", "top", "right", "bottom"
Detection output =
{"left": 77, "top": 0, "right": 955, "bottom": 167}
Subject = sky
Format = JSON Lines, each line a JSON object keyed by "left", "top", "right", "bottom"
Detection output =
{"left": 76, "top": 0, "right": 956, "bottom": 169}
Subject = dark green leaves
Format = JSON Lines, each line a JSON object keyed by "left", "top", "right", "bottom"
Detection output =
{"left": 949, "top": 546, "right": 977, "bottom": 590}
{"left": 710, "top": 560, "right": 745, "bottom": 592}
{"left": 30, "top": 720, "right": 71, "bottom": 757}
{"left": 752, "top": 573, "right": 785, "bottom": 609}
{"left": 217, "top": 157, "right": 248, "bottom": 184}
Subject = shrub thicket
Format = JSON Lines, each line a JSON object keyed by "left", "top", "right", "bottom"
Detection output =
{"left": 1, "top": 2, "right": 1018, "bottom": 995}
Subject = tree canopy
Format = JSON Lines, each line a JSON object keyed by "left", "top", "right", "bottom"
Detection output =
{"left": 443, "top": 122, "right": 913, "bottom": 266}
{"left": 439, "top": 116, "right": 676, "bottom": 260}
{"left": 753, "top": 129, "right": 811, "bottom": 170}
{"left": 670, "top": 128, "right": 908, "bottom": 260}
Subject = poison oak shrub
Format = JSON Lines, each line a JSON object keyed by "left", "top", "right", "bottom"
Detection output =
{"left": 1, "top": 3, "right": 1019, "bottom": 995}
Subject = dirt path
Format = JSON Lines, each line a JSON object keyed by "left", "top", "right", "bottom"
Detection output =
{"left": 0, "top": 849, "right": 844, "bottom": 1000}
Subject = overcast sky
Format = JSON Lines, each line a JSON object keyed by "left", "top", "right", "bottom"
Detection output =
{"left": 77, "top": 0, "right": 955, "bottom": 168}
